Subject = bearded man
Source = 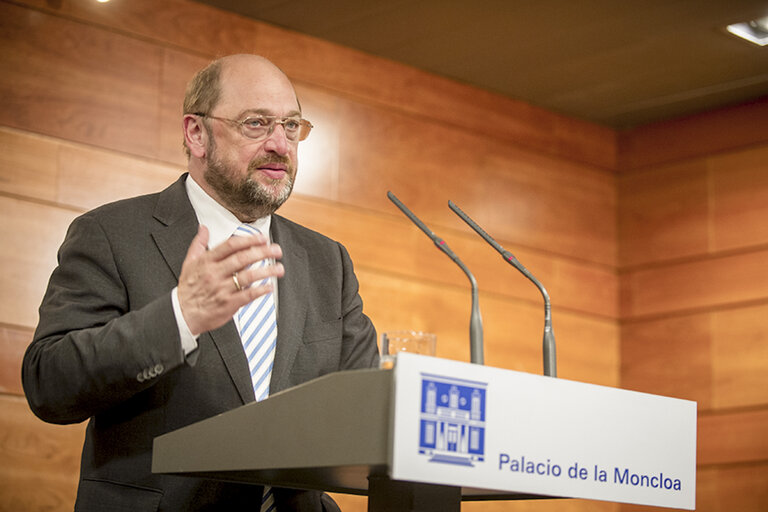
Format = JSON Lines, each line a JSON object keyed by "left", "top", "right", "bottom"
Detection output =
{"left": 22, "top": 54, "right": 379, "bottom": 512}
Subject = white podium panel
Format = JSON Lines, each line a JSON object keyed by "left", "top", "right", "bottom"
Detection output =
{"left": 390, "top": 353, "right": 696, "bottom": 510}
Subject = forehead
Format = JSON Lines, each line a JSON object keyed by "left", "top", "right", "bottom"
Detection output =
{"left": 216, "top": 59, "right": 300, "bottom": 116}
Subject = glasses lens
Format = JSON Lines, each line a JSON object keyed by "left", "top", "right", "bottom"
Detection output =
{"left": 239, "top": 116, "right": 311, "bottom": 142}
{"left": 280, "top": 118, "right": 302, "bottom": 141}
{"left": 240, "top": 116, "right": 271, "bottom": 140}
{"left": 297, "top": 120, "right": 313, "bottom": 141}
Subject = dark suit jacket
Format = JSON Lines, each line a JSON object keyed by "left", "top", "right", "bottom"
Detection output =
{"left": 22, "top": 174, "right": 379, "bottom": 511}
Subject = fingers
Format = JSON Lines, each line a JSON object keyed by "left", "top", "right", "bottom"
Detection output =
{"left": 177, "top": 225, "right": 284, "bottom": 336}
{"left": 225, "top": 243, "right": 283, "bottom": 279}
{"left": 185, "top": 225, "right": 210, "bottom": 262}
{"left": 232, "top": 260, "right": 285, "bottom": 292}
{"left": 207, "top": 229, "right": 272, "bottom": 260}
{"left": 208, "top": 232, "right": 283, "bottom": 278}
{"left": 230, "top": 275, "right": 278, "bottom": 305}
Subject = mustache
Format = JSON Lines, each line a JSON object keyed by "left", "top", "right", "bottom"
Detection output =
{"left": 248, "top": 155, "right": 292, "bottom": 170}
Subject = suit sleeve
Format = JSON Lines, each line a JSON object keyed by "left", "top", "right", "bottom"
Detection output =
{"left": 22, "top": 214, "right": 187, "bottom": 425}
{"left": 337, "top": 243, "right": 380, "bottom": 370}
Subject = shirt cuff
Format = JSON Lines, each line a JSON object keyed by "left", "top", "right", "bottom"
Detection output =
{"left": 172, "top": 286, "right": 199, "bottom": 357}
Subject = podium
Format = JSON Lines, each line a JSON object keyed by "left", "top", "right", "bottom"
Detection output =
{"left": 153, "top": 353, "right": 697, "bottom": 511}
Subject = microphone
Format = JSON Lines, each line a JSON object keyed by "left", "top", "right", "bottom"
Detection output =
{"left": 448, "top": 200, "right": 557, "bottom": 378}
{"left": 387, "top": 191, "right": 484, "bottom": 365}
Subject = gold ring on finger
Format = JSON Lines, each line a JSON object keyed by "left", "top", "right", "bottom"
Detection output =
{"left": 232, "top": 272, "right": 242, "bottom": 292}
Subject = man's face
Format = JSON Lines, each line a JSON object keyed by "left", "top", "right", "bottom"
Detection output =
{"left": 204, "top": 125, "right": 296, "bottom": 221}
{"left": 201, "top": 58, "right": 301, "bottom": 221}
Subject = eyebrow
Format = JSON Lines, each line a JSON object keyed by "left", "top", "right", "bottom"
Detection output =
{"left": 237, "top": 108, "right": 302, "bottom": 119}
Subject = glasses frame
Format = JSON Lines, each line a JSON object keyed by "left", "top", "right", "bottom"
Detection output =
{"left": 193, "top": 112, "right": 313, "bottom": 142}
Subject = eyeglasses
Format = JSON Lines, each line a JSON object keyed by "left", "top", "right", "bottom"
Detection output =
{"left": 194, "top": 113, "right": 313, "bottom": 142}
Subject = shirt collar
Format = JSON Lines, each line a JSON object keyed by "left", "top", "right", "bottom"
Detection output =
{"left": 185, "top": 174, "right": 272, "bottom": 249}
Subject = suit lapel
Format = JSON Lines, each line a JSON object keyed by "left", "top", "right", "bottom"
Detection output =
{"left": 207, "top": 323, "right": 255, "bottom": 403}
{"left": 151, "top": 175, "right": 198, "bottom": 280}
{"left": 270, "top": 215, "right": 308, "bottom": 394}
{"left": 150, "top": 174, "right": 254, "bottom": 405}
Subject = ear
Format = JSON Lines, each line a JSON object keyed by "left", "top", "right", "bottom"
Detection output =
{"left": 183, "top": 114, "right": 208, "bottom": 158}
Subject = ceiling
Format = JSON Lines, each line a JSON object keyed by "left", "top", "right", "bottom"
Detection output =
{"left": 194, "top": 0, "right": 768, "bottom": 129}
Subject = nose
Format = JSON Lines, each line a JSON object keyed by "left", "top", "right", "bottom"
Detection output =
{"left": 262, "top": 123, "right": 290, "bottom": 156}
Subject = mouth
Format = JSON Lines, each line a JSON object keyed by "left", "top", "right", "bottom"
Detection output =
{"left": 254, "top": 162, "right": 288, "bottom": 180}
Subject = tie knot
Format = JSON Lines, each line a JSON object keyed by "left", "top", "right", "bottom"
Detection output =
{"left": 233, "top": 224, "right": 261, "bottom": 238}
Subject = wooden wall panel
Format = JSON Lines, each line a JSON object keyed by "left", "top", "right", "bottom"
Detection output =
{"left": 0, "top": 395, "right": 84, "bottom": 511}
{"left": 621, "top": 313, "right": 712, "bottom": 408}
{"left": 334, "top": 99, "right": 617, "bottom": 266}
{"left": 617, "top": 96, "right": 768, "bottom": 171}
{"left": 0, "top": 128, "right": 59, "bottom": 202}
{"left": 0, "top": 2, "right": 164, "bottom": 160}
{"left": 0, "top": 326, "right": 31, "bottom": 395}
{"left": 356, "top": 269, "right": 619, "bottom": 386}
{"left": 698, "top": 408, "right": 768, "bottom": 466}
{"left": 619, "top": 103, "right": 768, "bottom": 511}
{"left": 17, "top": 0, "right": 262, "bottom": 59}
{"left": 2, "top": 1, "right": 617, "bottom": 265}
{"left": 618, "top": 161, "right": 709, "bottom": 267}
{"left": 292, "top": 84, "right": 343, "bottom": 200}
{"left": 14, "top": 0, "right": 617, "bottom": 170}
{"left": 1, "top": 127, "right": 180, "bottom": 210}
{"left": 0, "top": 197, "right": 78, "bottom": 328}
{"left": 711, "top": 304, "right": 768, "bottom": 409}
{"left": 694, "top": 464, "right": 768, "bottom": 512}
{"left": 465, "top": 497, "right": 617, "bottom": 511}
{"left": 158, "top": 50, "right": 213, "bottom": 166}
{"left": 620, "top": 249, "right": 768, "bottom": 319}
{"left": 55, "top": 144, "right": 181, "bottom": 211}
{"left": 280, "top": 197, "right": 618, "bottom": 319}
{"left": 257, "top": 19, "right": 618, "bottom": 170}
{"left": 619, "top": 143, "right": 768, "bottom": 269}
{"left": 710, "top": 146, "right": 768, "bottom": 253}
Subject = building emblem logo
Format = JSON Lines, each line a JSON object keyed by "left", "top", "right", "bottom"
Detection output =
{"left": 418, "top": 373, "right": 487, "bottom": 466}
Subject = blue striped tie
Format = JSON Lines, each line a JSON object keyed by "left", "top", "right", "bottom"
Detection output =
{"left": 233, "top": 224, "right": 277, "bottom": 512}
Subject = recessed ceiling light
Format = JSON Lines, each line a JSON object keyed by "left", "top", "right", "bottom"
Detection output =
{"left": 726, "top": 16, "right": 768, "bottom": 46}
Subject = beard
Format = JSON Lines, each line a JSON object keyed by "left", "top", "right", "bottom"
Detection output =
{"left": 203, "top": 136, "right": 295, "bottom": 222}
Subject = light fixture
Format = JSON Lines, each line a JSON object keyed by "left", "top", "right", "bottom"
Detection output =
{"left": 726, "top": 16, "right": 768, "bottom": 46}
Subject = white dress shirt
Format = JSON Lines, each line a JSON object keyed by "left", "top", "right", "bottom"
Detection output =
{"left": 171, "top": 175, "right": 274, "bottom": 356}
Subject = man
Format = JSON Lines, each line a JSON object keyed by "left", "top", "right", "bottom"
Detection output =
{"left": 22, "top": 54, "right": 379, "bottom": 511}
